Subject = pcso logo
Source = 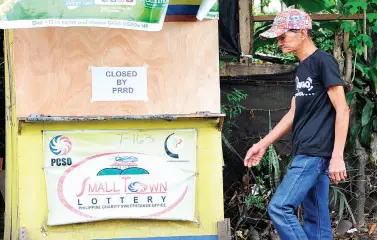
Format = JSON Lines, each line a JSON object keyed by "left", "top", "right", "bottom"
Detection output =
{"left": 49, "top": 135, "right": 73, "bottom": 156}
{"left": 164, "top": 133, "right": 184, "bottom": 159}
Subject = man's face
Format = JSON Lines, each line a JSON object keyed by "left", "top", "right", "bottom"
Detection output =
{"left": 277, "top": 30, "right": 304, "bottom": 54}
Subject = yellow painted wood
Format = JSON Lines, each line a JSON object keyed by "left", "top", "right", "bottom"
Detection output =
{"left": 4, "top": 29, "right": 19, "bottom": 240}
{"left": 14, "top": 119, "right": 224, "bottom": 239}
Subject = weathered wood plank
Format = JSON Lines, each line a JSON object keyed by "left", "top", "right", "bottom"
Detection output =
{"left": 218, "top": 218, "right": 231, "bottom": 240}
{"left": 220, "top": 62, "right": 295, "bottom": 77}
{"left": 238, "top": 0, "right": 251, "bottom": 63}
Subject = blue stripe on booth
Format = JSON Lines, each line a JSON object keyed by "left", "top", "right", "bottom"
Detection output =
{"left": 167, "top": 5, "right": 200, "bottom": 15}
{"left": 96, "top": 235, "right": 218, "bottom": 240}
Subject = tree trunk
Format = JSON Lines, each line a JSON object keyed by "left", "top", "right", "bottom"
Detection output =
{"left": 250, "top": 0, "right": 254, "bottom": 58}
{"left": 333, "top": 30, "right": 345, "bottom": 81}
{"left": 343, "top": 31, "right": 353, "bottom": 90}
{"left": 354, "top": 138, "right": 367, "bottom": 227}
{"left": 343, "top": 29, "right": 368, "bottom": 227}
{"left": 363, "top": 10, "right": 367, "bottom": 61}
{"left": 371, "top": 133, "right": 377, "bottom": 163}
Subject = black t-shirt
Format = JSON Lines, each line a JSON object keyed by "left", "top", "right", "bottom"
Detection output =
{"left": 292, "top": 49, "right": 344, "bottom": 158}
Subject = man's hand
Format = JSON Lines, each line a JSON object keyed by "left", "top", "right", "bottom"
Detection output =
{"left": 244, "top": 143, "right": 267, "bottom": 168}
{"left": 327, "top": 85, "right": 349, "bottom": 185}
{"left": 329, "top": 157, "right": 347, "bottom": 184}
{"left": 243, "top": 96, "right": 295, "bottom": 169}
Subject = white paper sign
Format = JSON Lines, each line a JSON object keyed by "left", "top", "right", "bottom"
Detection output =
{"left": 43, "top": 129, "right": 198, "bottom": 226}
{"left": 91, "top": 66, "right": 148, "bottom": 102}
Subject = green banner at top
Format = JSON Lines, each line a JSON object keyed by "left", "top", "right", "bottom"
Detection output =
{"left": 0, "top": 0, "right": 218, "bottom": 31}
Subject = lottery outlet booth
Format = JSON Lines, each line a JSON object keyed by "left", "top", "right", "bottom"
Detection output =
{"left": 1, "top": 0, "right": 225, "bottom": 239}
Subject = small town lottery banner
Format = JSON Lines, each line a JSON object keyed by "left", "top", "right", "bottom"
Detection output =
{"left": 43, "top": 129, "right": 197, "bottom": 226}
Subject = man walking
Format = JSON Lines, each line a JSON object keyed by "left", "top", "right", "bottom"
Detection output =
{"left": 244, "top": 9, "right": 349, "bottom": 240}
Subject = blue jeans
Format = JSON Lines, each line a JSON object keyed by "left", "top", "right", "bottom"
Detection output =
{"left": 268, "top": 155, "right": 333, "bottom": 240}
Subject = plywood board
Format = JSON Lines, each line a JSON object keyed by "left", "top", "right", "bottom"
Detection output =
{"left": 13, "top": 21, "right": 220, "bottom": 117}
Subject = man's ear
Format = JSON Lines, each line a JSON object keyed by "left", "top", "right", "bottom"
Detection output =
{"left": 300, "top": 29, "right": 308, "bottom": 39}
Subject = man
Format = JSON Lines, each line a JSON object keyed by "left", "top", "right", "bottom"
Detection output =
{"left": 243, "top": 9, "right": 349, "bottom": 240}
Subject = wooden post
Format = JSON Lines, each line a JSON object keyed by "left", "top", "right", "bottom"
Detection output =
{"left": 250, "top": 0, "right": 254, "bottom": 59}
{"left": 239, "top": 0, "right": 251, "bottom": 64}
{"left": 218, "top": 218, "right": 231, "bottom": 240}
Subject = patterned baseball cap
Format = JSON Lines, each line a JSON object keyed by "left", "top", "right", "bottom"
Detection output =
{"left": 259, "top": 9, "right": 312, "bottom": 39}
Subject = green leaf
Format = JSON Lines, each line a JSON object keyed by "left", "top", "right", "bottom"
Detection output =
{"left": 354, "top": 77, "right": 366, "bottom": 87}
{"left": 349, "top": 122, "right": 362, "bottom": 146}
{"left": 361, "top": 34, "right": 373, "bottom": 48}
{"left": 360, "top": 121, "right": 373, "bottom": 147}
{"left": 373, "top": 118, "right": 377, "bottom": 131}
{"left": 350, "top": 37, "right": 359, "bottom": 47}
{"left": 344, "top": 0, "right": 368, "bottom": 14}
{"left": 253, "top": 23, "right": 274, "bottom": 54}
{"left": 346, "top": 87, "right": 364, "bottom": 106}
{"left": 269, "top": 145, "right": 280, "bottom": 189}
{"left": 345, "top": 88, "right": 363, "bottom": 106}
{"left": 368, "top": 13, "right": 377, "bottom": 23}
{"left": 332, "top": 187, "right": 357, "bottom": 225}
{"left": 352, "top": 35, "right": 373, "bottom": 55}
{"left": 356, "top": 46, "right": 364, "bottom": 55}
{"left": 362, "top": 100, "right": 374, "bottom": 126}
{"left": 269, "top": 152, "right": 273, "bottom": 190}
{"left": 355, "top": 60, "right": 370, "bottom": 78}
{"left": 333, "top": 187, "right": 338, "bottom": 205}
{"left": 339, "top": 196, "right": 345, "bottom": 220}
{"left": 350, "top": 36, "right": 370, "bottom": 56}
{"left": 282, "top": 0, "right": 335, "bottom": 12}
{"left": 363, "top": 67, "right": 371, "bottom": 76}
{"left": 367, "top": 68, "right": 377, "bottom": 93}
{"left": 268, "top": 110, "right": 280, "bottom": 190}
{"left": 346, "top": 92, "right": 355, "bottom": 106}
{"left": 352, "top": 87, "right": 364, "bottom": 93}
{"left": 355, "top": 60, "right": 368, "bottom": 70}
{"left": 341, "top": 21, "right": 357, "bottom": 33}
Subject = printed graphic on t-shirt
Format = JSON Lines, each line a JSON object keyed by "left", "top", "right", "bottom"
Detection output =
{"left": 295, "top": 76, "right": 315, "bottom": 97}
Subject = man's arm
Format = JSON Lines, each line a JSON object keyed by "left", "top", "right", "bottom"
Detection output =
{"left": 244, "top": 96, "right": 296, "bottom": 167}
{"left": 327, "top": 85, "right": 350, "bottom": 184}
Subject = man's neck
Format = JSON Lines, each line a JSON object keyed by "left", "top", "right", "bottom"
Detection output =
{"left": 295, "top": 40, "right": 318, "bottom": 62}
